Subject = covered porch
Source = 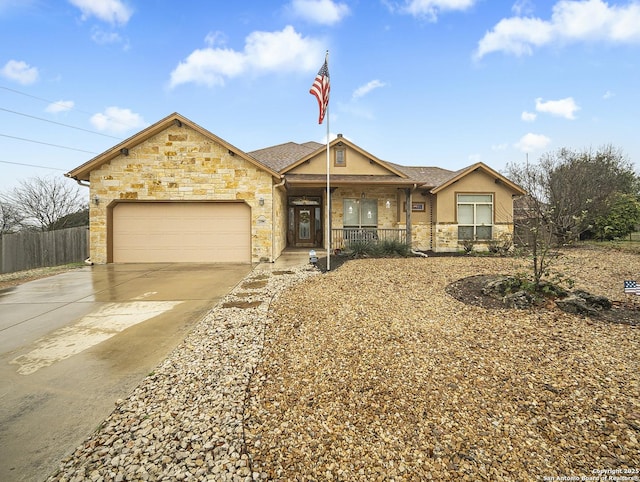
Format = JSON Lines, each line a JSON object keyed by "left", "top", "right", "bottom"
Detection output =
{"left": 284, "top": 176, "right": 425, "bottom": 251}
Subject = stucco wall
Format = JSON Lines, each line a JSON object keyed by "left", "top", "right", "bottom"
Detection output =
{"left": 435, "top": 170, "right": 515, "bottom": 224}
{"left": 430, "top": 169, "right": 516, "bottom": 252}
{"left": 291, "top": 148, "right": 396, "bottom": 176}
{"left": 88, "top": 124, "right": 275, "bottom": 264}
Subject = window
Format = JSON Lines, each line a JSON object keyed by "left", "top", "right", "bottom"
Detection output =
{"left": 457, "top": 194, "right": 493, "bottom": 240}
{"left": 344, "top": 198, "right": 377, "bottom": 227}
{"left": 334, "top": 148, "right": 346, "bottom": 167}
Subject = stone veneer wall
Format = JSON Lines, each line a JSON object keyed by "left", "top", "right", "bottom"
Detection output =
{"left": 434, "top": 223, "right": 514, "bottom": 252}
{"left": 331, "top": 186, "right": 399, "bottom": 229}
{"left": 88, "top": 124, "right": 275, "bottom": 264}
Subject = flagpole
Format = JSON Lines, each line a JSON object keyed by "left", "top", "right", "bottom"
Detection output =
{"left": 325, "top": 51, "right": 331, "bottom": 271}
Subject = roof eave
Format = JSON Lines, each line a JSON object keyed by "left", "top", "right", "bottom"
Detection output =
{"left": 65, "top": 112, "right": 280, "bottom": 182}
{"left": 430, "top": 162, "right": 526, "bottom": 195}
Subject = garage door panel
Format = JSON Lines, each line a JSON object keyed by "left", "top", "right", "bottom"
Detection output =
{"left": 112, "top": 203, "right": 251, "bottom": 263}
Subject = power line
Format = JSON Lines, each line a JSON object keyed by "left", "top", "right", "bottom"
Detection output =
{"left": 0, "top": 107, "right": 122, "bottom": 140}
{"left": 0, "top": 85, "right": 96, "bottom": 117}
{"left": 0, "top": 84, "right": 142, "bottom": 131}
{"left": 0, "top": 160, "right": 67, "bottom": 171}
{"left": 0, "top": 133, "right": 99, "bottom": 154}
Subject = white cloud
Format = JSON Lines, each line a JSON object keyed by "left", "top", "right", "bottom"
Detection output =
{"left": 0, "top": 59, "right": 38, "bottom": 84}
{"left": 392, "top": 0, "right": 477, "bottom": 20}
{"left": 475, "top": 0, "right": 640, "bottom": 59}
{"left": 535, "top": 96, "right": 579, "bottom": 119}
{"left": 91, "top": 27, "right": 129, "bottom": 48}
{"left": 169, "top": 26, "right": 323, "bottom": 88}
{"left": 603, "top": 90, "right": 614, "bottom": 100}
{"left": 68, "top": 0, "right": 132, "bottom": 25}
{"left": 521, "top": 111, "right": 537, "bottom": 122}
{"left": 352, "top": 80, "right": 386, "bottom": 99}
{"left": 90, "top": 107, "right": 147, "bottom": 134}
{"left": 491, "top": 143, "right": 508, "bottom": 151}
{"left": 288, "top": 0, "right": 350, "bottom": 25}
{"left": 204, "top": 31, "right": 226, "bottom": 48}
{"left": 45, "top": 100, "right": 75, "bottom": 114}
{"left": 515, "top": 132, "right": 551, "bottom": 152}
{"left": 512, "top": 0, "right": 534, "bottom": 16}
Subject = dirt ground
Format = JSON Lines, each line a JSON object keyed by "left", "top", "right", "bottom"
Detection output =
{"left": 245, "top": 246, "right": 640, "bottom": 480}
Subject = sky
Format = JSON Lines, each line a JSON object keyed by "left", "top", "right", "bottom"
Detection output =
{"left": 1, "top": 0, "right": 639, "bottom": 194}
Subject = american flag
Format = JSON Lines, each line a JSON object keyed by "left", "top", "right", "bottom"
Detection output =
{"left": 624, "top": 280, "right": 640, "bottom": 295}
{"left": 309, "top": 54, "right": 330, "bottom": 124}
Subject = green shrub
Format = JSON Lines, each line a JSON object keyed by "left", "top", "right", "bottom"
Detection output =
{"left": 345, "top": 239, "right": 412, "bottom": 258}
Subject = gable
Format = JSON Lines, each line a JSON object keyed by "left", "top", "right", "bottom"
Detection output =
{"left": 66, "top": 112, "right": 279, "bottom": 182}
{"left": 431, "top": 162, "right": 525, "bottom": 196}
{"left": 285, "top": 137, "right": 407, "bottom": 179}
{"left": 89, "top": 122, "right": 272, "bottom": 190}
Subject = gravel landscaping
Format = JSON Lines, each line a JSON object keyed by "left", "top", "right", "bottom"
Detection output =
{"left": 46, "top": 247, "right": 639, "bottom": 481}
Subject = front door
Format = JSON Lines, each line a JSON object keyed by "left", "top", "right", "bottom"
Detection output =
{"left": 289, "top": 205, "right": 322, "bottom": 247}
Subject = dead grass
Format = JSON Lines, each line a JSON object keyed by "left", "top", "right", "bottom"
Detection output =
{"left": 0, "top": 263, "right": 85, "bottom": 290}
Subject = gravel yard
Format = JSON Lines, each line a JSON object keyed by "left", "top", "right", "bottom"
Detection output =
{"left": 246, "top": 248, "right": 639, "bottom": 480}
{"left": 46, "top": 247, "right": 639, "bottom": 481}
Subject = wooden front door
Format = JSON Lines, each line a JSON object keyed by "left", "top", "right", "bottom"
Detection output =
{"left": 290, "top": 205, "right": 322, "bottom": 247}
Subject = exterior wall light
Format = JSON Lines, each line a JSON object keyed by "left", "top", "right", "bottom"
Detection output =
{"left": 93, "top": 195, "right": 100, "bottom": 205}
{"left": 259, "top": 197, "right": 265, "bottom": 206}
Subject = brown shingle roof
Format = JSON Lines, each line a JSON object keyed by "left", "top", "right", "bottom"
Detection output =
{"left": 386, "top": 163, "right": 458, "bottom": 187}
{"left": 248, "top": 142, "right": 320, "bottom": 172}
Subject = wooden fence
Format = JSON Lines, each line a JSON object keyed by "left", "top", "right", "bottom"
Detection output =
{"left": 0, "top": 226, "right": 89, "bottom": 274}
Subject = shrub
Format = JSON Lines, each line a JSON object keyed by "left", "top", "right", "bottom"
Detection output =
{"left": 345, "top": 239, "right": 412, "bottom": 258}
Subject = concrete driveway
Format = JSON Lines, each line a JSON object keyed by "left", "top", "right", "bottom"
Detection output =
{"left": 0, "top": 263, "right": 253, "bottom": 482}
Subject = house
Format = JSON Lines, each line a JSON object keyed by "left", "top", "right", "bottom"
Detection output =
{"left": 65, "top": 112, "right": 526, "bottom": 264}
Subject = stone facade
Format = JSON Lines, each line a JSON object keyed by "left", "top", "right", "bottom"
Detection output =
{"left": 66, "top": 114, "right": 525, "bottom": 264}
{"left": 434, "top": 223, "right": 514, "bottom": 252}
{"left": 88, "top": 124, "right": 274, "bottom": 264}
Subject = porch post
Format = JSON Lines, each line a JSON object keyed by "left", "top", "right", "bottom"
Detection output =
{"left": 405, "top": 188, "right": 412, "bottom": 247}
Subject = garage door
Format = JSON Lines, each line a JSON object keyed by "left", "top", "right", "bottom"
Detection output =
{"left": 112, "top": 202, "right": 251, "bottom": 263}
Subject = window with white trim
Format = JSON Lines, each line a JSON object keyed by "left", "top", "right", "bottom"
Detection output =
{"left": 343, "top": 198, "right": 377, "bottom": 227}
{"left": 457, "top": 194, "right": 493, "bottom": 240}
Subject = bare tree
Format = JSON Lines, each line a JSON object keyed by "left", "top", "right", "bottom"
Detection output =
{"left": 5, "top": 176, "right": 87, "bottom": 231}
{"left": 507, "top": 160, "right": 558, "bottom": 290}
{"left": 507, "top": 144, "right": 640, "bottom": 289}
{"left": 0, "top": 200, "right": 23, "bottom": 235}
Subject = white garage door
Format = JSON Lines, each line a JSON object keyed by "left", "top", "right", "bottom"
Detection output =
{"left": 112, "top": 202, "right": 251, "bottom": 263}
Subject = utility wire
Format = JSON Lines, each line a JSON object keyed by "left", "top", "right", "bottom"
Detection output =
{"left": 0, "top": 85, "right": 97, "bottom": 117}
{"left": 0, "top": 133, "right": 99, "bottom": 154}
{"left": 0, "top": 107, "right": 122, "bottom": 140}
{"left": 0, "top": 160, "right": 66, "bottom": 171}
{"left": 0, "top": 85, "right": 141, "bottom": 131}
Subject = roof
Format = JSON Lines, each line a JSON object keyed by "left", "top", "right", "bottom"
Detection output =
{"left": 284, "top": 174, "right": 418, "bottom": 187}
{"left": 387, "top": 163, "right": 459, "bottom": 187}
{"left": 248, "top": 141, "right": 319, "bottom": 172}
{"left": 430, "top": 162, "right": 526, "bottom": 195}
{"left": 66, "top": 112, "right": 280, "bottom": 182}
{"left": 280, "top": 136, "right": 409, "bottom": 179}
{"left": 65, "top": 113, "right": 525, "bottom": 194}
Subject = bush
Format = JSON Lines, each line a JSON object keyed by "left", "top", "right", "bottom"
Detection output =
{"left": 345, "top": 239, "right": 412, "bottom": 258}
{"left": 488, "top": 233, "right": 513, "bottom": 255}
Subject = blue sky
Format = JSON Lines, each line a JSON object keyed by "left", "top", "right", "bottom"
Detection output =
{"left": 1, "top": 0, "right": 639, "bottom": 193}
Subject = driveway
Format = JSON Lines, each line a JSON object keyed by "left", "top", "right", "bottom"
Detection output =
{"left": 0, "top": 263, "right": 253, "bottom": 482}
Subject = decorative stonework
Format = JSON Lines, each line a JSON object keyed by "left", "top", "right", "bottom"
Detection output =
{"left": 434, "top": 223, "right": 514, "bottom": 252}
{"left": 89, "top": 124, "right": 274, "bottom": 264}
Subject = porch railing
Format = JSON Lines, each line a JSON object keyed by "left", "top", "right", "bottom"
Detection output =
{"left": 330, "top": 228, "right": 407, "bottom": 251}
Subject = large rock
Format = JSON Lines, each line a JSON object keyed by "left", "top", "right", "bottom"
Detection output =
{"left": 556, "top": 290, "right": 612, "bottom": 316}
